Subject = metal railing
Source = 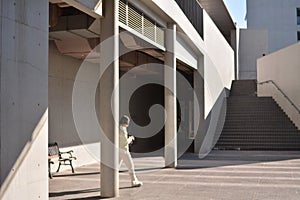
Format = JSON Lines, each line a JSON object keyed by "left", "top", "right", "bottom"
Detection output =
{"left": 119, "top": 0, "right": 165, "bottom": 47}
{"left": 258, "top": 80, "right": 300, "bottom": 114}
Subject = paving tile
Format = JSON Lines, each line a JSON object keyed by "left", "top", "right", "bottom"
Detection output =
{"left": 253, "top": 188, "right": 300, "bottom": 200}
{"left": 49, "top": 151, "right": 300, "bottom": 200}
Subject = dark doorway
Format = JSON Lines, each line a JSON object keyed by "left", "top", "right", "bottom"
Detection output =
{"left": 177, "top": 61, "right": 195, "bottom": 153}
{"left": 128, "top": 84, "right": 165, "bottom": 153}
{"left": 119, "top": 50, "right": 165, "bottom": 153}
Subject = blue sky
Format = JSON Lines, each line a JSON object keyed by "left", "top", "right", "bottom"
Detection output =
{"left": 223, "top": 0, "right": 247, "bottom": 28}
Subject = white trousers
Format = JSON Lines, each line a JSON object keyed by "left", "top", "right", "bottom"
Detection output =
{"left": 119, "top": 150, "right": 137, "bottom": 182}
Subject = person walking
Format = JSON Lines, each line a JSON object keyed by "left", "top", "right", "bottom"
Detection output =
{"left": 119, "top": 115, "right": 143, "bottom": 187}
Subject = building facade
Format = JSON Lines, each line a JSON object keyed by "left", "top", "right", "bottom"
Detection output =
{"left": 239, "top": 0, "right": 300, "bottom": 79}
{"left": 0, "top": 0, "right": 236, "bottom": 198}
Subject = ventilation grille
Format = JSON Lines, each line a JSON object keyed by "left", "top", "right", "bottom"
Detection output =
{"left": 118, "top": 0, "right": 164, "bottom": 47}
{"left": 119, "top": 0, "right": 127, "bottom": 25}
{"left": 156, "top": 28, "right": 164, "bottom": 47}
{"left": 128, "top": 5, "right": 143, "bottom": 34}
{"left": 144, "top": 18, "right": 155, "bottom": 41}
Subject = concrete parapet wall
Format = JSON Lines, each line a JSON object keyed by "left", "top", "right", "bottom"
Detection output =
{"left": 0, "top": 111, "right": 48, "bottom": 200}
{"left": 257, "top": 42, "right": 300, "bottom": 129}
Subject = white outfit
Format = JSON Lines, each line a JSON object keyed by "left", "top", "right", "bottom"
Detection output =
{"left": 119, "top": 125, "right": 138, "bottom": 182}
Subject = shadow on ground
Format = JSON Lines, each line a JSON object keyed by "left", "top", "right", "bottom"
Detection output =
{"left": 49, "top": 186, "right": 136, "bottom": 199}
{"left": 177, "top": 151, "right": 300, "bottom": 169}
{"left": 49, "top": 188, "right": 100, "bottom": 198}
{"left": 52, "top": 172, "right": 100, "bottom": 178}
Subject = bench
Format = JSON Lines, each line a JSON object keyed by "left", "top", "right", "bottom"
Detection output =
{"left": 48, "top": 142, "right": 77, "bottom": 178}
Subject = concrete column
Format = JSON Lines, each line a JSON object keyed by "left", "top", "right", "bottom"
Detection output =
{"left": 0, "top": 0, "right": 48, "bottom": 199}
{"left": 194, "top": 56, "right": 205, "bottom": 153}
{"left": 100, "top": 0, "right": 119, "bottom": 197}
{"left": 164, "top": 23, "right": 177, "bottom": 168}
{"left": 231, "top": 29, "right": 239, "bottom": 80}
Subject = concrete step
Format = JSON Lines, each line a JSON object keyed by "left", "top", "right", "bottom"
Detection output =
{"left": 214, "top": 146, "right": 300, "bottom": 151}
{"left": 224, "top": 116, "right": 292, "bottom": 121}
{"left": 223, "top": 127, "right": 297, "bottom": 130}
{"left": 218, "top": 136, "right": 300, "bottom": 141}
{"left": 227, "top": 105, "right": 280, "bottom": 108}
{"left": 215, "top": 80, "right": 300, "bottom": 151}
{"left": 215, "top": 142, "right": 300, "bottom": 146}
{"left": 225, "top": 112, "right": 289, "bottom": 117}
{"left": 224, "top": 121, "right": 292, "bottom": 125}
{"left": 222, "top": 129, "right": 299, "bottom": 132}
{"left": 218, "top": 137, "right": 300, "bottom": 142}
{"left": 220, "top": 130, "right": 300, "bottom": 134}
{"left": 215, "top": 144, "right": 300, "bottom": 147}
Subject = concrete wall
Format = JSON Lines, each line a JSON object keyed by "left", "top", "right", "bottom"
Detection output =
{"left": 257, "top": 42, "right": 300, "bottom": 129}
{"left": 150, "top": 1, "right": 235, "bottom": 154}
{"left": 247, "top": 0, "right": 300, "bottom": 53}
{"left": 231, "top": 28, "right": 240, "bottom": 80}
{"left": 49, "top": 0, "right": 234, "bottom": 165}
{"left": 239, "top": 0, "right": 300, "bottom": 80}
{"left": 238, "top": 29, "right": 268, "bottom": 79}
{"left": 194, "top": 11, "right": 234, "bottom": 155}
{"left": 176, "top": 34, "right": 197, "bottom": 69}
{"left": 1, "top": 112, "right": 48, "bottom": 200}
{"left": 49, "top": 41, "right": 82, "bottom": 147}
{"left": 0, "top": 0, "right": 48, "bottom": 198}
{"left": 203, "top": 11, "right": 235, "bottom": 117}
{"left": 149, "top": 0, "right": 235, "bottom": 103}
{"left": 49, "top": 41, "right": 99, "bottom": 171}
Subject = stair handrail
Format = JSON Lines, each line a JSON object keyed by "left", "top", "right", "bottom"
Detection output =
{"left": 257, "top": 80, "right": 300, "bottom": 114}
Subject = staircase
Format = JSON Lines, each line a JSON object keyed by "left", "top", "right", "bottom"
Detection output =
{"left": 214, "top": 80, "right": 300, "bottom": 150}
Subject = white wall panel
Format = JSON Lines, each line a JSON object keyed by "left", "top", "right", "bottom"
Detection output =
{"left": 239, "top": 29, "right": 268, "bottom": 79}
{"left": 175, "top": 34, "right": 197, "bottom": 69}
{"left": 203, "top": 11, "right": 235, "bottom": 117}
{"left": 0, "top": 0, "right": 48, "bottom": 198}
{"left": 257, "top": 42, "right": 300, "bottom": 129}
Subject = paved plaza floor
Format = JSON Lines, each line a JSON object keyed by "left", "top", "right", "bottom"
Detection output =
{"left": 49, "top": 151, "right": 300, "bottom": 200}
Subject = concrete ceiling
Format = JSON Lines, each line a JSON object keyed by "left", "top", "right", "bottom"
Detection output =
{"left": 198, "top": 0, "right": 236, "bottom": 42}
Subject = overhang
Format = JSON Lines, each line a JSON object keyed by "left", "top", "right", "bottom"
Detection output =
{"left": 198, "top": 0, "right": 236, "bottom": 43}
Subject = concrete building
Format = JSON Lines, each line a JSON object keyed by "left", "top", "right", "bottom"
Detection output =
{"left": 0, "top": 0, "right": 237, "bottom": 198}
{"left": 236, "top": 0, "right": 300, "bottom": 135}
{"left": 1, "top": 0, "right": 300, "bottom": 199}
{"left": 239, "top": 0, "right": 300, "bottom": 79}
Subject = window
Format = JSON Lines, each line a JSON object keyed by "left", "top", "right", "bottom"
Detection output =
{"left": 298, "top": 32, "right": 300, "bottom": 41}
{"left": 297, "top": 8, "right": 300, "bottom": 25}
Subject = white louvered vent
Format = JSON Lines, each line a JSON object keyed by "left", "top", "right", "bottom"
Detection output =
{"left": 144, "top": 18, "right": 155, "bottom": 42}
{"left": 118, "top": 0, "right": 164, "bottom": 47}
{"left": 119, "top": 0, "right": 127, "bottom": 25}
{"left": 128, "top": 5, "right": 143, "bottom": 34}
{"left": 156, "top": 27, "right": 164, "bottom": 47}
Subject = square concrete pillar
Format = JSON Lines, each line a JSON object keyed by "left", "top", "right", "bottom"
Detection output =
{"left": 164, "top": 23, "right": 177, "bottom": 168}
{"left": 194, "top": 56, "right": 205, "bottom": 153}
{"left": 0, "top": 0, "right": 48, "bottom": 199}
{"left": 100, "top": 0, "right": 119, "bottom": 197}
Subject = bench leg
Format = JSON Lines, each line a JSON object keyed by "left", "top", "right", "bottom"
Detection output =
{"left": 56, "top": 162, "right": 61, "bottom": 172}
{"left": 49, "top": 171, "right": 53, "bottom": 179}
{"left": 70, "top": 160, "right": 75, "bottom": 173}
